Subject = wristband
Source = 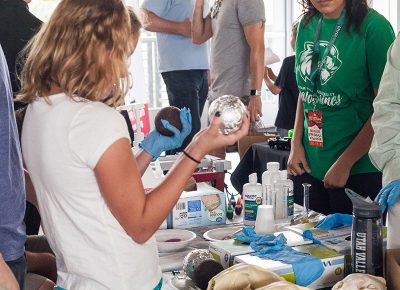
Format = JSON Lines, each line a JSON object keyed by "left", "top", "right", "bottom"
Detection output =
{"left": 183, "top": 150, "right": 201, "bottom": 164}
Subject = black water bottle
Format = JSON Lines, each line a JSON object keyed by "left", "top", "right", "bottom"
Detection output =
{"left": 345, "top": 188, "right": 383, "bottom": 276}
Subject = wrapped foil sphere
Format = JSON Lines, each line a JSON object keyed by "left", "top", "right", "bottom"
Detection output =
{"left": 208, "top": 95, "right": 247, "bottom": 134}
{"left": 182, "top": 249, "right": 214, "bottom": 280}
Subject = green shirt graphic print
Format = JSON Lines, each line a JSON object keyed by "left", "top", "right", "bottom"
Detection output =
{"left": 295, "top": 8, "right": 395, "bottom": 181}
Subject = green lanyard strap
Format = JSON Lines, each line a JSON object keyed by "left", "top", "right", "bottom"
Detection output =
{"left": 310, "top": 9, "right": 346, "bottom": 110}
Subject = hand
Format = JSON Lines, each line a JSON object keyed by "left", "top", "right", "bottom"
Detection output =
{"left": 180, "top": 18, "right": 192, "bottom": 38}
{"left": 323, "top": 161, "right": 351, "bottom": 188}
{"left": 139, "top": 108, "right": 192, "bottom": 159}
{"left": 375, "top": 179, "right": 400, "bottom": 212}
{"left": 263, "top": 67, "right": 269, "bottom": 80}
{"left": 314, "top": 213, "right": 352, "bottom": 230}
{"left": 247, "top": 96, "right": 262, "bottom": 123}
{"left": 192, "top": 111, "right": 250, "bottom": 155}
{"left": 287, "top": 142, "right": 311, "bottom": 176}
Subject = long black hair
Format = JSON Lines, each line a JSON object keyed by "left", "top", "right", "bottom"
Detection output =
{"left": 298, "top": 0, "right": 368, "bottom": 33}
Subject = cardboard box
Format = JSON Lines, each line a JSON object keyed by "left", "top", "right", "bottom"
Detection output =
{"left": 238, "top": 132, "right": 276, "bottom": 158}
{"left": 235, "top": 244, "right": 345, "bottom": 289}
{"left": 386, "top": 249, "right": 400, "bottom": 290}
{"left": 209, "top": 231, "right": 313, "bottom": 269}
{"left": 170, "top": 183, "right": 226, "bottom": 229}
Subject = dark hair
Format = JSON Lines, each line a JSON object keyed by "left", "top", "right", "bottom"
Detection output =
{"left": 298, "top": 0, "right": 368, "bottom": 33}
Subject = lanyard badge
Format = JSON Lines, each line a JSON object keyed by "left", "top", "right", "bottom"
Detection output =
{"left": 307, "top": 9, "right": 346, "bottom": 147}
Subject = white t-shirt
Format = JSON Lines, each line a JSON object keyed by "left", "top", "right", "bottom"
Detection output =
{"left": 22, "top": 93, "right": 161, "bottom": 290}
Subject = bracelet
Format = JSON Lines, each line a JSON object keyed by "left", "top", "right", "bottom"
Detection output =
{"left": 183, "top": 150, "right": 201, "bottom": 164}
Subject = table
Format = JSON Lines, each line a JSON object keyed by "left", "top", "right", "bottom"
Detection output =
{"left": 230, "top": 142, "right": 290, "bottom": 193}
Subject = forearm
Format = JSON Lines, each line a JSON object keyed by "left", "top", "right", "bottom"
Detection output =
{"left": 250, "top": 46, "right": 265, "bottom": 91}
{"left": 135, "top": 149, "right": 153, "bottom": 176}
{"left": 292, "top": 97, "right": 305, "bottom": 145}
{"left": 192, "top": 0, "right": 212, "bottom": 44}
{"left": 139, "top": 144, "right": 205, "bottom": 241}
{"left": 142, "top": 10, "right": 184, "bottom": 35}
{"left": 338, "top": 116, "right": 374, "bottom": 168}
{"left": 264, "top": 77, "right": 281, "bottom": 95}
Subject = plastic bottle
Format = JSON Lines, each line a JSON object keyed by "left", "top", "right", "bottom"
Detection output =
{"left": 243, "top": 173, "right": 263, "bottom": 226}
{"left": 345, "top": 188, "right": 383, "bottom": 276}
{"left": 261, "top": 162, "right": 280, "bottom": 205}
{"left": 280, "top": 170, "right": 294, "bottom": 221}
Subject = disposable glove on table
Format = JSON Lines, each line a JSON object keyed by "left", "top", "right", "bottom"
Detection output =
{"left": 375, "top": 179, "right": 400, "bottom": 212}
{"left": 234, "top": 227, "right": 324, "bottom": 287}
{"left": 314, "top": 213, "right": 352, "bottom": 230}
{"left": 139, "top": 108, "right": 192, "bottom": 160}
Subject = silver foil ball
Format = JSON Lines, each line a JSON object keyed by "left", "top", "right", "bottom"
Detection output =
{"left": 183, "top": 249, "right": 214, "bottom": 280}
{"left": 208, "top": 95, "right": 247, "bottom": 134}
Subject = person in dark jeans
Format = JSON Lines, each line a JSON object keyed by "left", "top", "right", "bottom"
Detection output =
{"left": 0, "top": 45, "right": 26, "bottom": 289}
{"left": 161, "top": 70, "right": 208, "bottom": 151}
{"left": 141, "top": 0, "right": 209, "bottom": 153}
{"left": 0, "top": 0, "right": 43, "bottom": 236}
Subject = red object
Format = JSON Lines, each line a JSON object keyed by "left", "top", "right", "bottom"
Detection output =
{"left": 192, "top": 171, "right": 225, "bottom": 192}
{"left": 127, "top": 103, "right": 150, "bottom": 136}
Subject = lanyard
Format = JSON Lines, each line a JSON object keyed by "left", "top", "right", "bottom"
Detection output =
{"left": 310, "top": 9, "right": 346, "bottom": 111}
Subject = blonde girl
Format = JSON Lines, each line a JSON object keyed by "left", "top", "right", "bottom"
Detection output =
{"left": 18, "top": 0, "right": 249, "bottom": 289}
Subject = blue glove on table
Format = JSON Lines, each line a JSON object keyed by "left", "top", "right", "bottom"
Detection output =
{"left": 235, "top": 227, "right": 324, "bottom": 287}
{"left": 303, "top": 230, "right": 321, "bottom": 245}
{"left": 375, "top": 179, "right": 400, "bottom": 212}
{"left": 314, "top": 213, "right": 352, "bottom": 230}
{"left": 139, "top": 108, "right": 192, "bottom": 160}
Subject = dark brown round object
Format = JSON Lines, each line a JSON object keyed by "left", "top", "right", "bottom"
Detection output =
{"left": 193, "top": 259, "right": 224, "bottom": 290}
{"left": 155, "top": 106, "right": 182, "bottom": 136}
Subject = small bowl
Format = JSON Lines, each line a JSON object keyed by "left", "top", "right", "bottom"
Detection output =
{"left": 203, "top": 226, "right": 244, "bottom": 241}
{"left": 155, "top": 229, "right": 196, "bottom": 253}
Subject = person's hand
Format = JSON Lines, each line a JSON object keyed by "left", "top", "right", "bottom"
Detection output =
{"left": 323, "top": 161, "right": 351, "bottom": 188}
{"left": 0, "top": 256, "right": 19, "bottom": 290}
{"left": 263, "top": 67, "right": 269, "bottom": 80}
{"left": 248, "top": 96, "right": 262, "bottom": 123}
{"left": 139, "top": 108, "right": 192, "bottom": 159}
{"left": 180, "top": 17, "right": 192, "bottom": 38}
{"left": 287, "top": 142, "right": 311, "bottom": 176}
{"left": 375, "top": 179, "right": 400, "bottom": 212}
{"left": 314, "top": 213, "right": 352, "bottom": 230}
{"left": 192, "top": 111, "right": 250, "bottom": 155}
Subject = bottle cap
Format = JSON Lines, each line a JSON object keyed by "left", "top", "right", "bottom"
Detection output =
{"left": 345, "top": 188, "right": 381, "bottom": 218}
{"left": 280, "top": 170, "right": 288, "bottom": 180}
{"left": 267, "top": 162, "right": 280, "bottom": 171}
{"left": 249, "top": 173, "right": 258, "bottom": 184}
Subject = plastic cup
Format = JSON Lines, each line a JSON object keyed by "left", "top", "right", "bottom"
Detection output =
{"left": 255, "top": 205, "right": 276, "bottom": 234}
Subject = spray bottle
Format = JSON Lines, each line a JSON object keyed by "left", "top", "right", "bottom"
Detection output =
{"left": 243, "top": 173, "right": 263, "bottom": 226}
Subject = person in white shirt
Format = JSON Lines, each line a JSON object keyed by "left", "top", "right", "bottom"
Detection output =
{"left": 17, "top": 1, "right": 249, "bottom": 289}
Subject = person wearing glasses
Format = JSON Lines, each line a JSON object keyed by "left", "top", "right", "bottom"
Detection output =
{"left": 287, "top": 0, "right": 395, "bottom": 215}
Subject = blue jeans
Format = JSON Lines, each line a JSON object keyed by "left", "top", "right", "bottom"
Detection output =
{"left": 6, "top": 254, "right": 26, "bottom": 290}
{"left": 162, "top": 70, "right": 208, "bottom": 153}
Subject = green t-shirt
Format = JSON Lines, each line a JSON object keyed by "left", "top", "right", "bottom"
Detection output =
{"left": 295, "top": 9, "right": 395, "bottom": 181}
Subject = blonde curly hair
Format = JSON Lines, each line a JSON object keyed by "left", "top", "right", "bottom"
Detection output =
{"left": 17, "top": 0, "right": 133, "bottom": 103}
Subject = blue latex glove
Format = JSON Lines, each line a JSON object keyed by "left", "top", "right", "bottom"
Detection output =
{"left": 234, "top": 226, "right": 275, "bottom": 245}
{"left": 252, "top": 243, "right": 324, "bottom": 287}
{"left": 139, "top": 108, "right": 192, "bottom": 160}
{"left": 236, "top": 228, "right": 324, "bottom": 286}
{"left": 314, "top": 213, "right": 352, "bottom": 230}
{"left": 375, "top": 179, "right": 400, "bottom": 212}
{"left": 303, "top": 230, "right": 321, "bottom": 245}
